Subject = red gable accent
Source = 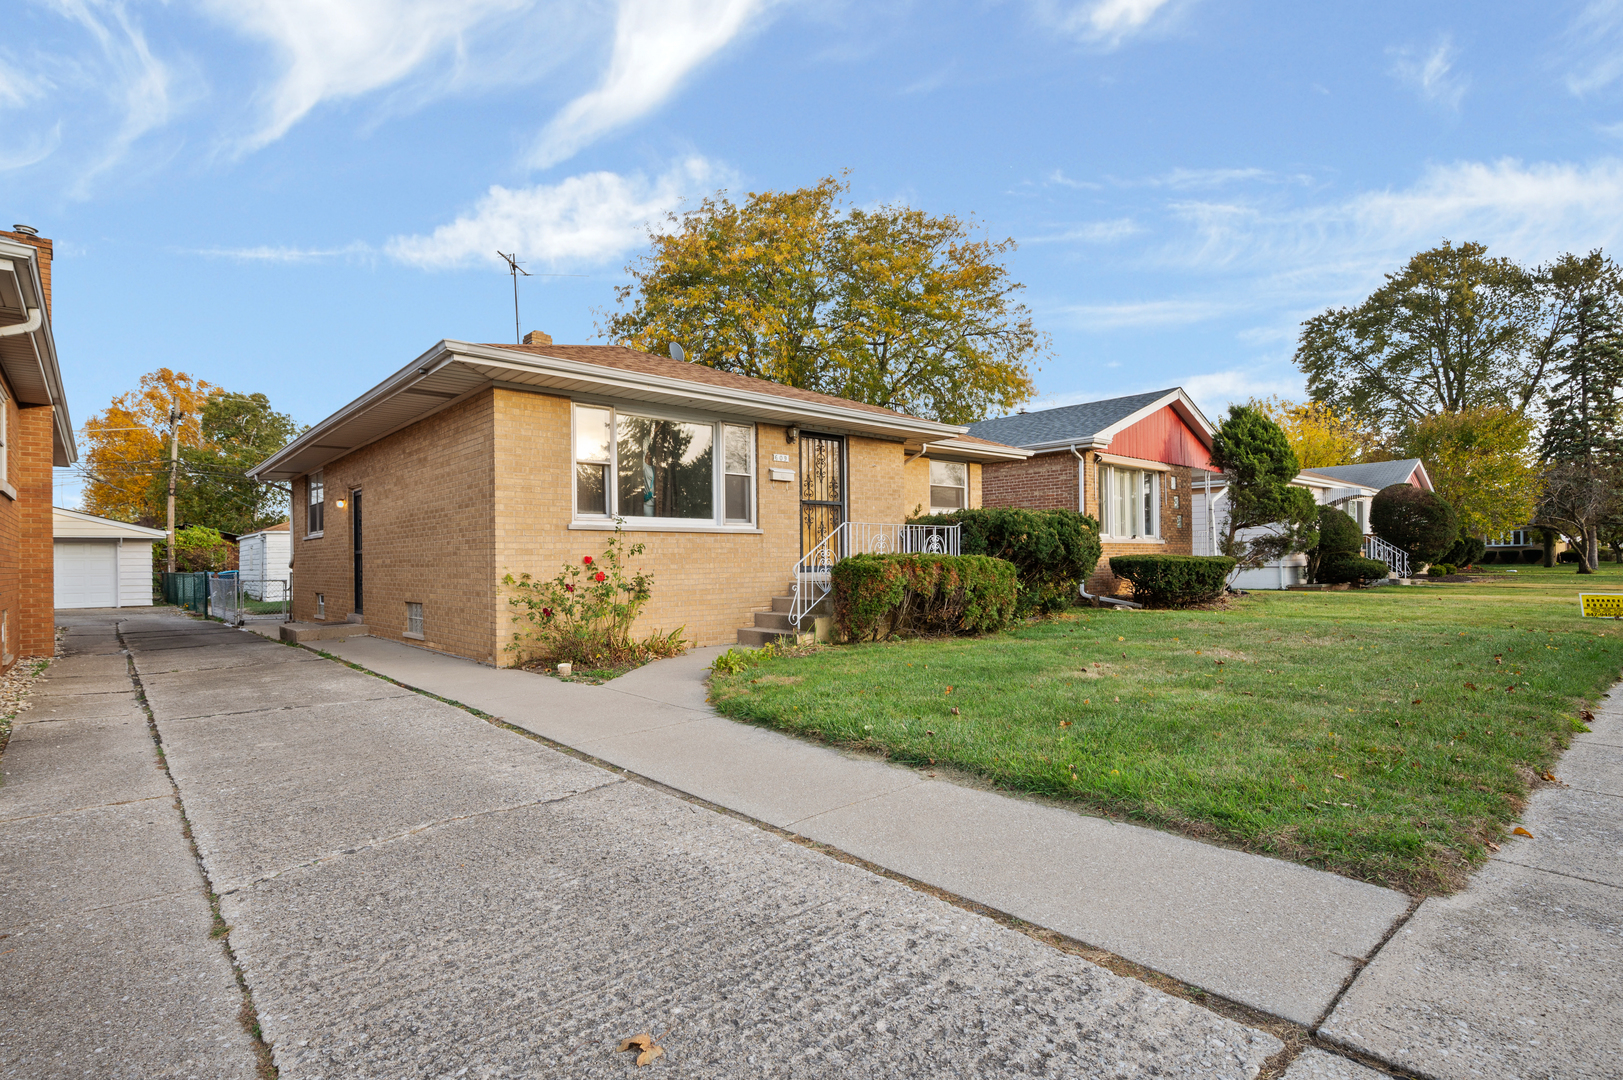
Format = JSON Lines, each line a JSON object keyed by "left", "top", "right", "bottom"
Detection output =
{"left": 1105, "top": 405, "right": 1212, "bottom": 468}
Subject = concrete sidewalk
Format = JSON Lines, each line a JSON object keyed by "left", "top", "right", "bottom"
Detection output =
{"left": 0, "top": 612, "right": 259, "bottom": 1079}
{"left": 119, "top": 611, "right": 1289, "bottom": 1078}
{"left": 1319, "top": 685, "right": 1623, "bottom": 1079}
{"left": 318, "top": 633, "right": 1412, "bottom": 1028}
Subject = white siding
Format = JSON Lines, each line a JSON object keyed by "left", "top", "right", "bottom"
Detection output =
{"left": 238, "top": 531, "right": 292, "bottom": 599}
{"left": 119, "top": 541, "right": 155, "bottom": 606}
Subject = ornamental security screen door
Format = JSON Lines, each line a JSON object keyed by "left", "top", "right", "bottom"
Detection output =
{"left": 799, "top": 433, "right": 845, "bottom": 559}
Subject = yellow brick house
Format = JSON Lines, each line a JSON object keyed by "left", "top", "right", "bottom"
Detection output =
{"left": 251, "top": 334, "right": 1029, "bottom": 663}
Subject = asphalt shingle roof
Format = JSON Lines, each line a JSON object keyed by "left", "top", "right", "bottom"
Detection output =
{"left": 1302, "top": 459, "right": 1423, "bottom": 491}
{"left": 965, "top": 390, "right": 1175, "bottom": 448}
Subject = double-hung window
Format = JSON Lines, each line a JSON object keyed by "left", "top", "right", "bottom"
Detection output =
{"left": 929, "top": 460, "right": 968, "bottom": 513}
{"left": 573, "top": 403, "right": 756, "bottom": 527}
{"left": 307, "top": 472, "right": 325, "bottom": 536}
{"left": 1096, "top": 464, "right": 1160, "bottom": 540}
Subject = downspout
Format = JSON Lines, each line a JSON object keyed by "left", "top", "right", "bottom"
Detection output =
{"left": 0, "top": 307, "right": 41, "bottom": 337}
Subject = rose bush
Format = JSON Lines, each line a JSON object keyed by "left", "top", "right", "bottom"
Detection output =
{"left": 503, "top": 522, "right": 688, "bottom": 669}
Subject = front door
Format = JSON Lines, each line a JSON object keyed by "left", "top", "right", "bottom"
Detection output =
{"left": 351, "top": 488, "right": 363, "bottom": 616}
{"left": 799, "top": 433, "right": 845, "bottom": 559}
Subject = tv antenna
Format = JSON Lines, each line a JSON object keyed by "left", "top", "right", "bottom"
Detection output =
{"left": 496, "top": 251, "right": 586, "bottom": 345}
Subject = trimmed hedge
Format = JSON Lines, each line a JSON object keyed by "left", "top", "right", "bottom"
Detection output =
{"left": 1371, "top": 484, "right": 1459, "bottom": 564}
{"left": 1318, "top": 555, "right": 1392, "bottom": 584}
{"left": 831, "top": 554, "right": 1018, "bottom": 641}
{"left": 909, "top": 508, "right": 1101, "bottom": 614}
{"left": 1107, "top": 554, "right": 1235, "bottom": 607}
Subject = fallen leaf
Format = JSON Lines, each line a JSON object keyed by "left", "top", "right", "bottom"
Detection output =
{"left": 637, "top": 1046, "right": 665, "bottom": 1066}
{"left": 1059, "top": 720, "right": 1072, "bottom": 728}
{"left": 1512, "top": 826, "right": 1534, "bottom": 838}
{"left": 1412, "top": 698, "right": 1423, "bottom": 705}
{"left": 1465, "top": 682, "right": 1477, "bottom": 690}
{"left": 1540, "top": 769, "right": 1557, "bottom": 782}
{"left": 1333, "top": 773, "right": 1347, "bottom": 780}
{"left": 925, "top": 729, "right": 935, "bottom": 736}
{"left": 1486, "top": 841, "right": 1501, "bottom": 852}
{"left": 950, "top": 707, "right": 960, "bottom": 715}
{"left": 619, "top": 1034, "right": 653, "bottom": 1053}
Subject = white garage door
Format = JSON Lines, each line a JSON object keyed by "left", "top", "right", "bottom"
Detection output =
{"left": 55, "top": 540, "right": 118, "bottom": 609}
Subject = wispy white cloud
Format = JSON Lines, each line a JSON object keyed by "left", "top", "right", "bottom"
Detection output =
{"left": 386, "top": 156, "right": 722, "bottom": 269}
{"left": 530, "top": 0, "right": 771, "bottom": 169}
{"left": 0, "top": 124, "right": 63, "bottom": 172}
{"left": 1562, "top": 0, "right": 1623, "bottom": 95}
{"left": 1039, "top": 0, "right": 1181, "bottom": 48}
{"left": 199, "top": 0, "right": 538, "bottom": 154}
{"left": 1026, "top": 218, "right": 1139, "bottom": 244}
{"left": 0, "top": 59, "right": 49, "bottom": 109}
{"left": 1181, "top": 368, "right": 1305, "bottom": 414}
{"left": 1388, "top": 34, "right": 1467, "bottom": 112}
{"left": 1053, "top": 297, "right": 1232, "bottom": 330}
{"left": 45, "top": 0, "right": 176, "bottom": 187}
{"left": 188, "top": 241, "right": 375, "bottom": 263}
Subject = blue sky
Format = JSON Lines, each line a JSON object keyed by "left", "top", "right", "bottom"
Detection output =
{"left": 7, "top": 0, "right": 1623, "bottom": 506}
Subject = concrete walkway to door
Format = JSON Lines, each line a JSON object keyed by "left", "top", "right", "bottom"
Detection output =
{"left": 316, "top": 632, "right": 1412, "bottom": 1029}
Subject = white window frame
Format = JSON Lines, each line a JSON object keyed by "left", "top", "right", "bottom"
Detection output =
{"left": 306, "top": 471, "right": 325, "bottom": 538}
{"left": 928, "top": 459, "right": 969, "bottom": 514}
{"left": 570, "top": 402, "right": 757, "bottom": 530}
{"left": 1096, "top": 464, "right": 1161, "bottom": 541}
{"left": 0, "top": 384, "right": 9, "bottom": 489}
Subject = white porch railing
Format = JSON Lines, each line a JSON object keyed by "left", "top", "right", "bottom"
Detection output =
{"left": 788, "top": 522, "right": 961, "bottom": 630}
{"left": 1362, "top": 536, "right": 1410, "bottom": 578}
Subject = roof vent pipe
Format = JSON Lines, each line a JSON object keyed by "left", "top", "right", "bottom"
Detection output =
{"left": 11, "top": 225, "right": 38, "bottom": 236}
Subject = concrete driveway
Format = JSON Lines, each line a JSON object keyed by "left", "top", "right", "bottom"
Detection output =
{"left": 5, "top": 610, "right": 1297, "bottom": 1079}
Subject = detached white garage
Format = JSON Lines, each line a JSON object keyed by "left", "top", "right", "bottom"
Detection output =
{"left": 53, "top": 508, "right": 167, "bottom": 609}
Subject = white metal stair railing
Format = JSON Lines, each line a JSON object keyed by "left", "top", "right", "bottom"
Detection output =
{"left": 1362, "top": 536, "right": 1410, "bottom": 578}
{"left": 787, "top": 521, "right": 961, "bottom": 630}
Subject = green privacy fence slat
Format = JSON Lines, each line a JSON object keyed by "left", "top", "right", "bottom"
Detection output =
{"left": 160, "top": 572, "right": 210, "bottom": 613}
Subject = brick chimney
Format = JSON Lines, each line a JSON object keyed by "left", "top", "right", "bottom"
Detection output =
{"left": 1, "top": 225, "right": 51, "bottom": 318}
{"left": 523, "top": 330, "right": 552, "bottom": 346}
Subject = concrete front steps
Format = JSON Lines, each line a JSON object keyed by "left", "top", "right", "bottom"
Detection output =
{"left": 737, "top": 585, "right": 831, "bottom": 647}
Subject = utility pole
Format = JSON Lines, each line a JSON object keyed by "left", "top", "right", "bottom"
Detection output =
{"left": 166, "top": 407, "right": 182, "bottom": 573}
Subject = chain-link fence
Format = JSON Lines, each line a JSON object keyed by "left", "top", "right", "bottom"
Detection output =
{"left": 208, "top": 575, "right": 291, "bottom": 626}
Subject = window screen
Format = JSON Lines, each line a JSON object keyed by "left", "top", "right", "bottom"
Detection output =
{"left": 308, "top": 473, "right": 325, "bottom": 534}
{"left": 723, "top": 425, "right": 752, "bottom": 521}
{"left": 929, "top": 460, "right": 967, "bottom": 511}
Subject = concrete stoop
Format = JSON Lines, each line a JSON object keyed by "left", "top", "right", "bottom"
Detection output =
{"left": 737, "top": 584, "right": 829, "bottom": 647}
{"left": 280, "top": 621, "right": 371, "bottom": 644}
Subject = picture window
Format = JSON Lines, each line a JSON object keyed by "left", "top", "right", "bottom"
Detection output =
{"left": 572, "top": 404, "right": 755, "bottom": 526}
{"left": 1096, "top": 464, "right": 1160, "bottom": 540}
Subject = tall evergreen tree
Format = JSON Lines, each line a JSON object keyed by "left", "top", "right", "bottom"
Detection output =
{"left": 1536, "top": 251, "right": 1623, "bottom": 572}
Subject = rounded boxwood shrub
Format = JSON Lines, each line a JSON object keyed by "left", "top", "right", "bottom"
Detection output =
{"left": 831, "top": 553, "right": 1018, "bottom": 641}
{"left": 1107, "top": 554, "right": 1235, "bottom": 607}
{"left": 1442, "top": 534, "right": 1487, "bottom": 568}
{"left": 1318, "top": 555, "right": 1392, "bottom": 584}
{"left": 1370, "top": 484, "right": 1459, "bottom": 564}
{"left": 910, "top": 507, "right": 1101, "bottom": 614}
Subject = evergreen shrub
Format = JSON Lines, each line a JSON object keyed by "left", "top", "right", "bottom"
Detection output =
{"left": 1370, "top": 484, "right": 1459, "bottom": 563}
{"left": 1106, "top": 554, "right": 1235, "bottom": 607}
{"left": 1318, "top": 555, "right": 1393, "bottom": 584}
{"left": 1308, "top": 506, "right": 1362, "bottom": 582}
{"left": 909, "top": 508, "right": 1100, "bottom": 613}
{"left": 1442, "top": 535, "right": 1487, "bottom": 568}
{"left": 831, "top": 554, "right": 1018, "bottom": 641}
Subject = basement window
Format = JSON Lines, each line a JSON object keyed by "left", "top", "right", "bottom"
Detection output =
{"left": 405, "top": 602, "right": 424, "bottom": 640}
{"left": 316, "top": 593, "right": 325, "bottom": 620}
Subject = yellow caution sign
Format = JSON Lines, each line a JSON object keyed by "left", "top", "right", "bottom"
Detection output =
{"left": 1579, "top": 594, "right": 1623, "bottom": 618}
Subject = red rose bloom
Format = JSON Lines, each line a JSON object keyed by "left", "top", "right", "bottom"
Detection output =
{"left": 583, "top": 555, "right": 593, "bottom": 565}
{"left": 541, "top": 607, "right": 553, "bottom": 618}
{"left": 594, "top": 571, "right": 607, "bottom": 582}
{"left": 564, "top": 583, "right": 574, "bottom": 592}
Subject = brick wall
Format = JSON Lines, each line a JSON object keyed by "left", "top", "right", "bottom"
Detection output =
{"left": 291, "top": 392, "right": 497, "bottom": 661}
{"left": 982, "top": 451, "right": 1079, "bottom": 511}
{"left": 16, "top": 404, "right": 54, "bottom": 658}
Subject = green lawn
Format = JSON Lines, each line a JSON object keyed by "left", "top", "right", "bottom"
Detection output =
{"left": 710, "top": 564, "right": 1623, "bottom": 894}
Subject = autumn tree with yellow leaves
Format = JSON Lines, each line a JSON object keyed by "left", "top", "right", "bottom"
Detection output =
{"left": 81, "top": 369, "right": 215, "bottom": 522}
{"left": 1251, "top": 397, "right": 1376, "bottom": 470}
{"left": 603, "top": 175, "right": 1043, "bottom": 424}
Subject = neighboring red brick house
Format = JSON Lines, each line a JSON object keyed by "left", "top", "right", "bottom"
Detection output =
{"left": 250, "top": 333, "right": 1029, "bottom": 662}
{"left": 967, "top": 388, "right": 1215, "bottom": 595}
{"left": 0, "top": 226, "right": 78, "bottom": 669}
